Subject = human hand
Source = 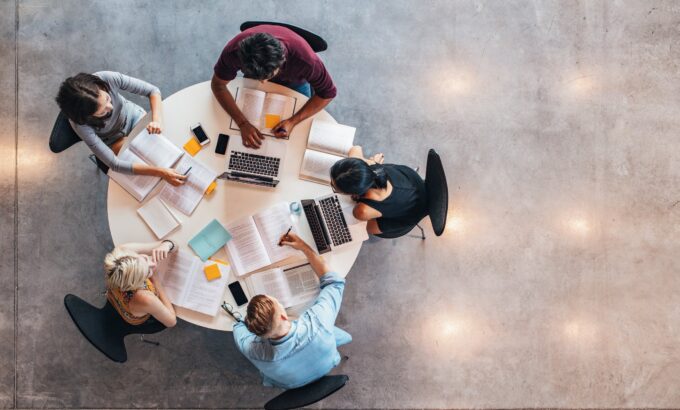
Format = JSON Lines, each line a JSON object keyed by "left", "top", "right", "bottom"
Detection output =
{"left": 369, "top": 153, "right": 385, "bottom": 164}
{"left": 146, "top": 121, "right": 162, "bottom": 134}
{"left": 272, "top": 118, "right": 296, "bottom": 139}
{"left": 239, "top": 122, "right": 264, "bottom": 148}
{"left": 150, "top": 242, "right": 172, "bottom": 264}
{"left": 161, "top": 168, "right": 187, "bottom": 186}
{"left": 279, "top": 232, "right": 308, "bottom": 251}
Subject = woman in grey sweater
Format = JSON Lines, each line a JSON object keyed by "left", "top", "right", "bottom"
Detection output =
{"left": 55, "top": 71, "right": 186, "bottom": 185}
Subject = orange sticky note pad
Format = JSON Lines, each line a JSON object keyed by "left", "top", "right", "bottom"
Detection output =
{"left": 183, "top": 137, "right": 202, "bottom": 156}
{"left": 204, "top": 263, "right": 222, "bottom": 281}
{"left": 264, "top": 114, "right": 281, "bottom": 129}
{"left": 204, "top": 180, "right": 217, "bottom": 196}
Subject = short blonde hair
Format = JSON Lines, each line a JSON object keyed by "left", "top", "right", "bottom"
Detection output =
{"left": 245, "top": 295, "right": 277, "bottom": 336}
{"left": 104, "top": 247, "right": 149, "bottom": 291}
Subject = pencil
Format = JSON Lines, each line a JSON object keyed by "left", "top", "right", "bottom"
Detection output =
{"left": 278, "top": 226, "right": 293, "bottom": 246}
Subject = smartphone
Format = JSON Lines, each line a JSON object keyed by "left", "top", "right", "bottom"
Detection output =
{"left": 215, "top": 133, "right": 230, "bottom": 155}
{"left": 228, "top": 281, "right": 249, "bottom": 306}
{"left": 190, "top": 123, "right": 211, "bottom": 146}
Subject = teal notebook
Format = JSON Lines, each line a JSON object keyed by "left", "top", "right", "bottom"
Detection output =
{"left": 188, "top": 219, "right": 232, "bottom": 261}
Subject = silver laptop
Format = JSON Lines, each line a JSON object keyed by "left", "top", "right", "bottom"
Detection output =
{"left": 299, "top": 194, "right": 368, "bottom": 254}
{"left": 218, "top": 136, "right": 287, "bottom": 187}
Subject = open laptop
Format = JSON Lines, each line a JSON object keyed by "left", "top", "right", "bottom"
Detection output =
{"left": 300, "top": 194, "right": 368, "bottom": 254}
{"left": 218, "top": 136, "right": 287, "bottom": 188}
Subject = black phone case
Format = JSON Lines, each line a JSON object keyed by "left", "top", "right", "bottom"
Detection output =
{"left": 216, "top": 134, "right": 229, "bottom": 154}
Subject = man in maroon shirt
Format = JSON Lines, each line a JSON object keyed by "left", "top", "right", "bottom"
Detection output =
{"left": 211, "top": 25, "right": 337, "bottom": 149}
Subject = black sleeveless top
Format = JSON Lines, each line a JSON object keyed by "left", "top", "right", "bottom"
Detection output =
{"left": 357, "top": 164, "right": 427, "bottom": 222}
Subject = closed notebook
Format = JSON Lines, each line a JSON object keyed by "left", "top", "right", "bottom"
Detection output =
{"left": 188, "top": 219, "right": 232, "bottom": 261}
{"left": 137, "top": 196, "right": 181, "bottom": 239}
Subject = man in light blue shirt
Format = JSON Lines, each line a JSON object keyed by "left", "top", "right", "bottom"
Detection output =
{"left": 232, "top": 232, "right": 352, "bottom": 389}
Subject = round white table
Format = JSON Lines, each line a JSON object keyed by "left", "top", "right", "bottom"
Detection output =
{"left": 107, "top": 78, "right": 363, "bottom": 331}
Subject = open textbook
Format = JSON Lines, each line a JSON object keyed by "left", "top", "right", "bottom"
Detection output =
{"left": 158, "top": 154, "right": 218, "bottom": 216}
{"left": 299, "top": 119, "right": 356, "bottom": 184}
{"left": 155, "top": 249, "right": 229, "bottom": 316}
{"left": 108, "top": 131, "right": 184, "bottom": 201}
{"left": 246, "top": 263, "right": 320, "bottom": 308}
{"left": 229, "top": 87, "right": 297, "bottom": 136}
{"left": 225, "top": 202, "right": 304, "bottom": 277}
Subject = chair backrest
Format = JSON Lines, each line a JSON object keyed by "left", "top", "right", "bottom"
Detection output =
{"left": 264, "top": 375, "right": 349, "bottom": 410}
{"left": 425, "top": 149, "right": 449, "bottom": 236}
{"left": 63, "top": 294, "right": 165, "bottom": 363}
{"left": 240, "top": 21, "right": 328, "bottom": 53}
{"left": 49, "top": 111, "right": 81, "bottom": 153}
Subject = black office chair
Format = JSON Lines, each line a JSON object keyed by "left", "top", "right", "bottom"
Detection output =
{"left": 49, "top": 112, "right": 109, "bottom": 174}
{"left": 264, "top": 375, "right": 349, "bottom": 410}
{"left": 240, "top": 21, "right": 327, "bottom": 53}
{"left": 423, "top": 148, "right": 449, "bottom": 237}
{"left": 63, "top": 294, "right": 165, "bottom": 363}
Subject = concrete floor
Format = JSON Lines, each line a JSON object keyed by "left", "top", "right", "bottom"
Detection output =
{"left": 2, "top": 0, "right": 680, "bottom": 408}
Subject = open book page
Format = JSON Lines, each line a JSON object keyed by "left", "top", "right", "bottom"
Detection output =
{"left": 181, "top": 262, "right": 230, "bottom": 316}
{"left": 261, "top": 93, "right": 296, "bottom": 134}
{"left": 253, "top": 203, "right": 304, "bottom": 263}
{"left": 247, "top": 267, "right": 295, "bottom": 307}
{"left": 108, "top": 149, "right": 160, "bottom": 201}
{"left": 137, "top": 196, "right": 181, "bottom": 239}
{"left": 155, "top": 249, "right": 201, "bottom": 305}
{"left": 299, "top": 149, "right": 343, "bottom": 184}
{"left": 225, "top": 216, "right": 271, "bottom": 276}
{"left": 158, "top": 154, "right": 217, "bottom": 216}
{"left": 233, "top": 87, "right": 266, "bottom": 128}
{"left": 307, "top": 120, "right": 356, "bottom": 156}
{"left": 129, "top": 130, "right": 183, "bottom": 169}
{"left": 282, "top": 263, "right": 320, "bottom": 307}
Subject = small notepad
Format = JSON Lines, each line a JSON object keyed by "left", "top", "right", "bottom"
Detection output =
{"left": 137, "top": 197, "right": 181, "bottom": 239}
{"left": 188, "top": 219, "right": 232, "bottom": 261}
{"left": 264, "top": 114, "right": 281, "bottom": 129}
{"left": 203, "top": 263, "right": 222, "bottom": 281}
{"left": 183, "top": 137, "right": 202, "bottom": 156}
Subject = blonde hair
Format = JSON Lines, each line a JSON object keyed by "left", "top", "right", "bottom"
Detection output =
{"left": 104, "top": 247, "right": 150, "bottom": 291}
{"left": 245, "top": 295, "right": 277, "bottom": 336}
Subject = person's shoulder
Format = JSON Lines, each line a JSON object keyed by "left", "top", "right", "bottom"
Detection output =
{"left": 129, "top": 288, "right": 157, "bottom": 307}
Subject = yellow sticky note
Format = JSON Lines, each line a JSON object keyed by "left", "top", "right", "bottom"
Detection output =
{"left": 183, "top": 137, "right": 202, "bottom": 156}
{"left": 264, "top": 114, "right": 281, "bottom": 129}
{"left": 204, "top": 180, "right": 217, "bottom": 196}
{"left": 204, "top": 263, "right": 222, "bottom": 281}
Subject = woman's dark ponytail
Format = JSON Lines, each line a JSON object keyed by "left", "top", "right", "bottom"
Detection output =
{"left": 370, "top": 164, "right": 388, "bottom": 189}
{"left": 330, "top": 158, "right": 389, "bottom": 195}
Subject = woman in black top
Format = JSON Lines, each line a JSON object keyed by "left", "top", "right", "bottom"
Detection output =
{"left": 330, "top": 146, "right": 428, "bottom": 238}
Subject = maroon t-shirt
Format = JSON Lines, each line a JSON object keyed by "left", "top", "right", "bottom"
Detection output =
{"left": 214, "top": 25, "right": 337, "bottom": 99}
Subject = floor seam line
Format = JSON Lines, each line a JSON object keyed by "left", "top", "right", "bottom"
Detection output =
{"left": 14, "top": 0, "right": 19, "bottom": 408}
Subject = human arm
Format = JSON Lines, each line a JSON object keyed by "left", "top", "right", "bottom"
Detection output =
{"left": 94, "top": 71, "right": 164, "bottom": 135}
{"left": 305, "top": 271, "right": 345, "bottom": 328}
{"left": 131, "top": 285, "right": 177, "bottom": 327}
{"left": 348, "top": 145, "right": 384, "bottom": 165}
{"left": 146, "top": 92, "right": 163, "bottom": 134}
{"left": 71, "top": 121, "right": 186, "bottom": 185}
{"left": 272, "top": 95, "right": 333, "bottom": 138}
{"left": 232, "top": 321, "right": 257, "bottom": 358}
{"left": 210, "top": 74, "right": 265, "bottom": 148}
{"left": 118, "top": 240, "right": 174, "bottom": 262}
{"left": 278, "top": 232, "right": 331, "bottom": 278}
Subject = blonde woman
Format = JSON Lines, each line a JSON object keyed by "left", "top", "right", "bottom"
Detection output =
{"left": 104, "top": 240, "right": 177, "bottom": 327}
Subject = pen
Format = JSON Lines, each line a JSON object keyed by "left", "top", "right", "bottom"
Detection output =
{"left": 182, "top": 166, "right": 193, "bottom": 176}
{"left": 278, "top": 226, "right": 293, "bottom": 246}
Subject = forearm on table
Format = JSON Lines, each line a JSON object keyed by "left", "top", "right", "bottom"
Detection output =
{"left": 132, "top": 162, "right": 165, "bottom": 176}
{"left": 289, "top": 95, "right": 332, "bottom": 124}
{"left": 211, "top": 78, "right": 249, "bottom": 126}
{"left": 301, "top": 245, "right": 332, "bottom": 278}
{"left": 154, "top": 282, "right": 176, "bottom": 312}
{"left": 149, "top": 92, "right": 163, "bottom": 122}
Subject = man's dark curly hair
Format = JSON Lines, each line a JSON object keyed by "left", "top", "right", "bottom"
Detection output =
{"left": 237, "top": 33, "right": 285, "bottom": 80}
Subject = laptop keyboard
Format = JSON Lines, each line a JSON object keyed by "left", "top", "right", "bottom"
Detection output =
{"left": 318, "top": 196, "right": 352, "bottom": 246}
{"left": 302, "top": 200, "right": 331, "bottom": 254}
{"left": 229, "top": 151, "right": 280, "bottom": 177}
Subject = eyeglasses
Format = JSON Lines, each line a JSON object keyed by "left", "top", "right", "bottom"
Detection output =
{"left": 221, "top": 302, "right": 243, "bottom": 322}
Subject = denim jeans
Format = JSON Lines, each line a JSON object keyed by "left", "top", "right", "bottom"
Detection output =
{"left": 333, "top": 326, "right": 352, "bottom": 347}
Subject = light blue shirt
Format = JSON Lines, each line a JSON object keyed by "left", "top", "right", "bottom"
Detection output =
{"left": 233, "top": 271, "right": 346, "bottom": 389}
